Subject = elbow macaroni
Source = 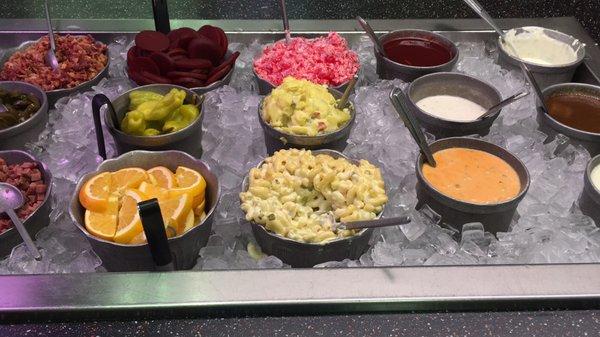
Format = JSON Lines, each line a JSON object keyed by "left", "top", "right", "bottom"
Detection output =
{"left": 239, "top": 149, "right": 388, "bottom": 244}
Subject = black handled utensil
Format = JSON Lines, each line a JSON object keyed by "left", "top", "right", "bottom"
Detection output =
{"left": 91, "top": 94, "right": 120, "bottom": 160}
{"left": 335, "top": 215, "right": 411, "bottom": 231}
{"left": 138, "top": 198, "right": 174, "bottom": 271}
{"left": 151, "top": 0, "right": 171, "bottom": 34}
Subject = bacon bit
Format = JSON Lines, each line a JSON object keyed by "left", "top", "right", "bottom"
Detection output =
{"left": 317, "top": 121, "right": 327, "bottom": 131}
{"left": 312, "top": 111, "right": 321, "bottom": 118}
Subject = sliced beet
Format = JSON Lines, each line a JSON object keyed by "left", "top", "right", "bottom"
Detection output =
{"left": 140, "top": 71, "right": 172, "bottom": 84}
{"left": 198, "top": 25, "right": 228, "bottom": 57}
{"left": 167, "top": 48, "right": 187, "bottom": 57}
{"left": 187, "top": 36, "right": 222, "bottom": 65}
{"left": 206, "top": 65, "right": 231, "bottom": 84}
{"left": 135, "top": 30, "right": 170, "bottom": 52}
{"left": 191, "top": 68, "right": 210, "bottom": 74}
{"left": 211, "top": 51, "right": 240, "bottom": 74}
{"left": 128, "top": 46, "right": 142, "bottom": 58}
{"left": 166, "top": 71, "right": 208, "bottom": 81}
{"left": 178, "top": 34, "right": 199, "bottom": 50}
{"left": 149, "top": 52, "right": 175, "bottom": 75}
{"left": 167, "top": 27, "right": 198, "bottom": 43}
{"left": 174, "top": 58, "right": 212, "bottom": 70}
{"left": 128, "top": 56, "right": 160, "bottom": 75}
{"left": 173, "top": 77, "right": 204, "bottom": 88}
{"left": 128, "top": 70, "right": 153, "bottom": 85}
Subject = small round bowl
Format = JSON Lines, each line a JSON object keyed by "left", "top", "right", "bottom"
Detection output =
{"left": 375, "top": 29, "right": 459, "bottom": 82}
{"left": 537, "top": 83, "right": 600, "bottom": 156}
{"left": 0, "top": 37, "right": 109, "bottom": 107}
{"left": 580, "top": 154, "right": 600, "bottom": 226}
{"left": 415, "top": 137, "right": 530, "bottom": 234}
{"left": 498, "top": 26, "right": 585, "bottom": 90}
{"left": 0, "top": 150, "right": 52, "bottom": 258}
{"left": 406, "top": 72, "right": 502, "bottom": 138}
{"left": 69, "top": 150, "right": 220, "bottom": 272}
{"left": 258, "top": 87, "right": 356, "bottom": 155}
{"left": 99, "top": 84, "right": 204, "bottom": 158}
{"left": 0, "top": 81, "right": 49, "bottom": 151}
{"left": 242, "top": 149, "right": 384, "bottom": 268}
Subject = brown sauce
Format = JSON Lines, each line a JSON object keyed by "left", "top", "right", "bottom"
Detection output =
{"left": 422, "top": 148, "right": 521, "bottom": 204}
{"left": 546, "top": 92, "right": 600, "bottom": 133}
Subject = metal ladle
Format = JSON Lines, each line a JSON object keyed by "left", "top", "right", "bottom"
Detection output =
{"left": 43, "top": 0, "right": 59, "bottom": 71}
{"left": 356, "top": 16, "right": 387, "bottom": 58}
{"left": 477, "top": 90, "right": 529, "bottom": 120}
{"left": 0, "top": 183, "right": 42, "bottom": 260}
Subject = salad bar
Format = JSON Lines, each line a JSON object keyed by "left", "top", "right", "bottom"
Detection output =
{"left": 0, "top": 16, "right": 599, "bottom": 317}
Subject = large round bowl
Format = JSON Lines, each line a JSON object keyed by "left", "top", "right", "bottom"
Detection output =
{"left": 537, "top": 83, "right": 600, "bottom": 156}
{"left": 69, "top": 150, "right": 220, "bottom": 272}
{"left": 258, "top": 87, "right": 356, "bottom": 155}
{"left": 95, "top": 84, "right": 204, "bottom": 158}
{"left": 406, "top": 72, "right": 503, "bottom": 138}
{"left": 0, "top": 36, "right": 109, "bottom": 106}
{"left": 242, "top": 149, "right": 384, "bottom": 268}
{"left": 415, "top": 137, "right": 530, "bottom": 234}
{"left": 498, "top": 26, "right": 585, "bottom": 90}
{"left": 0, "top": 150, "right": 52, "bottom": 258}
{"left": 0, "top": 81, "right": 49, "bottom": 151}
{"left": 375, "top": 29, "right": 459, "bottom": 82}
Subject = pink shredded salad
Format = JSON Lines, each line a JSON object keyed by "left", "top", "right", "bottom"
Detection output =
{"left": 253, "top": 32, "right": 359, "bottom": 87}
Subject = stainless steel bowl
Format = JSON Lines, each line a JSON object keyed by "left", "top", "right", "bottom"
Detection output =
{"left": 242, "top": 149, "right": 385, "bottom": 268}
{"left": 258, "top": 87, "right": 356, "bottom": 155}
{"left": 375, "top": 29, "right": 459, "bottom": 82}
{"left": 537, "top": 83, "right": 600, "bottom": 156}
{"left": 498, "top": 26, "right": 585, "bottom": 90}
{"left": 415, "top": 137, "right": 530, "bottom": 234}
{"left": 406, "top": 72, "right": 503, "bottom": 138}
{"left": 69, "top": 150, "right": 220, "bottom": 272}
{"left": 0, "top": 150, "right": 52, "bottom": 258}
{"left": 0, "top": 81, "right": 49, "bottom": 151}
{"left": 0, "top": 37, "right": 109, "bottom": 107}
{"left": 580, "top": 154, "right": 600, "bottom": 226}
{"left": 97, "top": 84, "right": 204, "bottom": 158}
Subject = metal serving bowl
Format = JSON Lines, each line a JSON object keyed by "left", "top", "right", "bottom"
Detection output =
{"left": 415, "top": 137, "right": 530, "bottom": 234}
{"left": 258, "top": 87, "right": 356, "bottom": 155}
{"left": 0, "top": 81, "right": 49, "bottom": 151}
{"left": 0, "top": 37, "right": 109, "bottom": 107}
{"left": 95, "top": 84, "right": 204, "bottom": 158}
{"left": 406, "top": 72, "right": 503, "bottom": 138}
{"left": 537, "top": 83, "right": 600, "bottom": 156}
{"left": 498, "top": 26, "right": 585, "bottom": 90}
{"left": 242, "top": 149, "right": 384, "bottom": 268}
{"left": 69, "top": 150, "right": 220, "bottom": 272}
{"left": 580, "top": 154, "right": 600, "bottom": 226}
{"left": 0, "top": 150, "right": 52, "bottom": 258}
{"left": 375, "top": 29, "right": 459, "bottom": 82}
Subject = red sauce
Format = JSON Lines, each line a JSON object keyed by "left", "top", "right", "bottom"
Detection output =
{"left": 383, "top": 37, "right": 453, "bottom": 67}
{"left": 546, "top": 92, "right": 600, "bottom": 133}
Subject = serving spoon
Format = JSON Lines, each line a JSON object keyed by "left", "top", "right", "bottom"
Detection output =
{"left": 333, "top": 215, "right": 411, "bottom": 232}
{"left": 279, "top": 0, "right": 291, "bottom": 43}
{"left": 0, "top": 183, "right": 42, "bottom": 260}
{"left": 477, "top": 90, "right": 529, "bottom": 120}
{"left": 356, "top": 16, "right": 387, "bottom": 57}
{"left": 43, "top": 0, "right": 59, "bottom": 71}
{"left": 336, "top": 74, "right": 359, "bottom": 109}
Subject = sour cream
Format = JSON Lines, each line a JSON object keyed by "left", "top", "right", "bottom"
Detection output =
{"left": 415, "top": 95, "right": 487, "bottom": 122}
{"left": 591, "top": 164, "right": 600, "bottom": 190}
{"left": 502, "top": 27, "right": 579, "bottom": 66}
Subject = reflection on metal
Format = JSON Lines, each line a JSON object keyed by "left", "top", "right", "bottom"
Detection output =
{"left": 0, "top": 18, "right": 599, "bottom": 318}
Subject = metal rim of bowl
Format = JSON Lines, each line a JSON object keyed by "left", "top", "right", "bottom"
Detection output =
{"left": 0, "top": 37, "right": 110, "bottom": 95}
{"left": 376, "top": 29, "right": 459, "bottom": 70}
{"left": 498, "top": 26, "right": 586, "bottom": 69}
{"left": 415, "top": 137, "right": 531, "bottom": 210}
{"left": 0, "top": 150, "right": 53, "bottom": 237}
{"left": 407, "top": 72, "right": 503, "bottom": 124}
{"left": 106, "top": 84, "right": 204, "bottom": 141}
{"left": 0, "top": 80, "right": 49, "bottom": 135}
{"left": 539, "top": 82, "right": 600, "bottom": 140}
{"left": 257, "top": 87, "right": 356, "bottom": 143}
{"left": 69, "top": 150, "right": 221, "bottom": 248}
{"left": 585, "top": 154, "right": 600, "bottom": 199}
{"left": 241, "top": 149, "right": 386, "bottom": 247}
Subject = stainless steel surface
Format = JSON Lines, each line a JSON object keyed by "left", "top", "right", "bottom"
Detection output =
{"left": 478, "top": 90, "right": 529, "bottom": 120}
{"left": 375, "top": 29, "right": 459, "bottom": 82}
{"left": 69, "top": 150, "right": 220, "bottom": 271}
{"left": 390, "top": 87, "right": 437, "bottom": 166}
{"left": 0, "top": 183, "right": 42, "bottom": 260}
{"left": 405, "top": 72, "right": 503, "bottom": 137}
{"left": 0, "top": 81, "right": 49, "bottom": 151}
{"left": 356, "top": 16, "right": 386, "bottom": 57}
{"left": 415, "top": 137, "right": 530, "bottom": 234}
{"left": 0, "top": 18, "right": 598, "bottom": 315}
{"left": 42, "top": 0, "right": 58, "bottom": 71}
{"left": 0, "top": 150, "right": 52, "bottom": 259}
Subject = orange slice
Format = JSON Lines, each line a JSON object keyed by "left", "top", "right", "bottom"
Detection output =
{"left": 179, "top": 209, "right": 196, "bottom": 235}
{"left": 111, "top": 168, "right": 148, "bottom": 195}
{"left": 147, "top": 166, "right": 175, "bottom": 189}
{"left": 169, "top": 166, "right": 206, "bottom": 198}
{"left": 84, "top": 210, "right": 117, "bottom": 241}
{"left": 193, "top": 199, "right": 206, "bottom": 217}
{"left": 79, "top": 172, "right": 112, "bottom": 212}
{"left": 114, "top": 189, "right": 146, "bottom": 244}
{"left": 159, "top": 193, "right": 193, "bottom": 230}
{"left": 138, "top": 181, "right": 169, "bottom": 203}
{"left": 128, "top": 231, "right": 147, "bottom": 245}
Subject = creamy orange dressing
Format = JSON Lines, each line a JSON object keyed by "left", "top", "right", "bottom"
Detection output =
{"left": 422, "top": 148, "right": 520, "bottom": 204}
